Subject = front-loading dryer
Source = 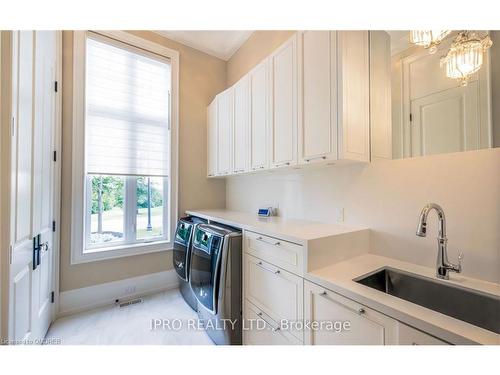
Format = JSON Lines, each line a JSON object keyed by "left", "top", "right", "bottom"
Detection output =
{"left": 189, "top": 223, "right": 242, "bottom": 345}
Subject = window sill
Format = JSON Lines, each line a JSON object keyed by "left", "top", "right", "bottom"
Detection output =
{"left": 71, "top": 240, "right": 173, "bottom": 265}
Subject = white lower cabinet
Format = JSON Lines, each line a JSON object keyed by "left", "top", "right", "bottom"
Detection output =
{"left": 398, "top": 323, "right": 448, "bottom": 345}
{"left": 243, "top": 301, "right": 302, "bottom": 345}
{"left": 243, "top": 253, "right": 303, "bottom": 341}
{"left": 304, "top": 280, "right": 398, "bottom": 345}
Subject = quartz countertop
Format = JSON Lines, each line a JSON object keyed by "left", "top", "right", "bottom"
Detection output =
{"left": 185, "top": 209, "right": 367, "bottom": 244}
{"left": 306, "top": 254, "right": 500, "bottom": 345}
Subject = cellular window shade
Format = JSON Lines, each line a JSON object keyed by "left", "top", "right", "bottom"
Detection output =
{"left": 85, "top": 35, "right": 171, "bottom": 177}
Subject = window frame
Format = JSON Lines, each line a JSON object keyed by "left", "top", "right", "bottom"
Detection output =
{"left": 71, "top": 31, "right": 179, "bottom": 265}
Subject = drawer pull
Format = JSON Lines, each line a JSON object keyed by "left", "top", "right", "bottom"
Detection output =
{"left": 256, "top": 260, "right": 282, "bottom": 276}
{"left": 320, "top": 291, "right": 366, "bottom": 315}
{"left": 256, "top": 236, "right": 281, "bottom": 246}
{"left": 305, "top": 156, "right": 326, "bottom": 162}
{"left": 255, "top": 310, "right": 281, "bottom": 332}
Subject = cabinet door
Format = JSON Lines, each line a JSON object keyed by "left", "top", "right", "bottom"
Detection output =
{"left": 233, "top": 76, "right": 250, "bottom": 173}
{"left": 304, "top": 280, "right": 397, "bottom": 345}
{"left": 207, "top": 98, "right": 218, "bottom": 177}
{"left": 243, "top": 300, "right": 302, "bottom": 345}
{"left": 299, "top": 31, "right": 338, "bottom": 164}
{"left": 369, "top": 30, "right": 392, "bottom": 161}
{"left": 269, "top": 35, "right": 297, "bottom": 168}
{"left": 216, "top": 88, "right": 233, "bottom": 175}
{"left": 398, "top": 323, "right": 448, "bottom": 345}
{"left": 338, "top": 31, "right": 370, "bottom": 162}
{"left": 244, "top": 254, "right": 303, "bottom": 340}
{"left": 249, "top": 59, "right": 269, "bottom": 170}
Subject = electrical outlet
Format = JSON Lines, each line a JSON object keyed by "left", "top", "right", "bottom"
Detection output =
{"left": 124, "top": 286, "right": 136, "bottom": 294}
{"left": 336, "top": 208, "right": 345, "bottom": 223}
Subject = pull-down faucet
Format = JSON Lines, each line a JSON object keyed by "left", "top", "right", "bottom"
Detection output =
{"left": 416, "top": 203, "right": 463, "bottom": 280}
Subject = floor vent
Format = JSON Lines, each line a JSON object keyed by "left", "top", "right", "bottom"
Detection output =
{"left": 116, "top": 298, "right": 143, "bottom": 308}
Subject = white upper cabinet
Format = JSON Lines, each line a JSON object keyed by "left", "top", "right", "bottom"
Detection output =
{"left": 233, "top": 76, "right": 251, "bottom": 173}
{"left": 216, "top": 88, "right": 233, "bottom": 175}
{"left": 249, "top": 59, "right": 269, "bottom": 171}
{"left": 369, "top": 30, "right": 392, "bottom": 161}
{"left": 337, "top": 31, "right": 370, "bottom": 162}
{"left": 299, "top": 30, "right": 370, "bottom": 164}
{"left": 299, "top": 30, "right": 338, "bottom": 164}
{"left": 269, "top": 35, "right": 298, "bottom": 168}
{"left": 207, "top": 30, "right": 372, "bottom": 178}
{"left": 207, "top": 98, "right": 218, "bottom": 177}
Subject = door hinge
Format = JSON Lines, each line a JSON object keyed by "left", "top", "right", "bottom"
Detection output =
{"left": 409, "top": 113, "right": 413, "bottom": 122}
{"left": 51, "top": 291, "right": 55, "bottom": 303}
{"left": 54, "top": 81, "right": 58, "bottom": 93}
{"left": 52, "top": 220, "right": 56, "bottom": 232}
{"left": 11, "top": 117, "right": 15, "bottom": 137}
{"left": 53, "top": 150, "right": 57, "bottom": 162}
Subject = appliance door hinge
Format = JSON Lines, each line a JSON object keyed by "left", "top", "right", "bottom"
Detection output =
{"left": 52, "top": 220, "right": 56, "bottom": 232}
{"left": 51, "top": 291, "right": 55, "bottom": 303}
{"left": 54, "top": 81, "right": 58, "bottom": 93}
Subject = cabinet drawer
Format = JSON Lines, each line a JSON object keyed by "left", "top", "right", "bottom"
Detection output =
{"left": 244, "top": 230, "right": 304, "bottom": 275}
{"left": 244, "top": 254, "right": 303, "bottom": 340}
{"left": 398, "top": 323, "right": 449, "bottom": 345}
{"left": 243, "top": 300, "right": 302, "bottom": 345}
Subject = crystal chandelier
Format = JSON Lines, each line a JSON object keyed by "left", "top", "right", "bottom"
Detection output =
{"left": 440, "top": 31, "right": 493, "bottom": 86}
{"left": 409, "top": 30, "right": 451, "bottom": 54}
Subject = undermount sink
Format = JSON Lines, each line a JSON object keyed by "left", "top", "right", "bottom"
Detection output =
{"left": 354, "top": 267, "right": 500, "bottom": 334}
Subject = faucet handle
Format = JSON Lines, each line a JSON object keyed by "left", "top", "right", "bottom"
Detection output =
{"left": 457, "top": 251, "right": 464, "bottom": 272}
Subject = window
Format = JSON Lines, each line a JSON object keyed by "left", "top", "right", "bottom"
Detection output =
{"left": 71, "top": 31, "right": 179, "bottom": 263}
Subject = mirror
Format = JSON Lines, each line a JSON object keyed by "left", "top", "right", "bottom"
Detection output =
{"left": 374, "top": 31, "right": 499, "bottom": 159}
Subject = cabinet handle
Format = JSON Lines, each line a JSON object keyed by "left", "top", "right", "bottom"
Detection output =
{"left": 274, "top": 162, "right": 290, "bottom": 168}
{"left": 255, "top": 310, "right": 281, "bottom": 332}
{"left": 256, "top": 236, "right": 280, "bottom": 246}
{"left": 305, "top": 156, "right": 326, "bottom": 162}
{"left": 320, "top": 291, "right": 366, "bottom": 315}
{"left": 233, "top": 169, "right": 245, "bottom": 173}
{"left": 256, "top": 260, "right": 281, "bottom": 276}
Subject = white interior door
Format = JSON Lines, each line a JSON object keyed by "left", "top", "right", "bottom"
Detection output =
{"left": 411, "top": 82, "right": 481, "bottom": 156}
{"left": 9, "top": 30, "right": 58, "bottom": 343}
{"left": 400, "top": 39, "right": 491, "bottom": 157}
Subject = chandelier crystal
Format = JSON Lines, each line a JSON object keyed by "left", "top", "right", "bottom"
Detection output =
{"left": 409, "top": 30, "right": 451, "bottom": 54}
{"left": 440, "top": 31, "right": 493, "bottom": 86}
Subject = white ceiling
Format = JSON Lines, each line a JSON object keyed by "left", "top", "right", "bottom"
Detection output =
{"left": 154, "top": 31, "right": 253, "bottom": 61}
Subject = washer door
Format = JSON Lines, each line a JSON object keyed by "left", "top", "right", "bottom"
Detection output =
{"left": 190, "top": 228, "right": 223, "bottom": 314}
{"left": 172, "top": 221, "right": 193, "bottom": 280}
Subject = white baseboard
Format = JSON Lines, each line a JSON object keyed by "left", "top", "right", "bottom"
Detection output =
{"left": 58, "top": 269, "right": 179, "bottom": 318}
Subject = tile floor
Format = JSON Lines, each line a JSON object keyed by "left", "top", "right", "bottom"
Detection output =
{"left": 45, "top": 288, "right": 214, "bottom": 345}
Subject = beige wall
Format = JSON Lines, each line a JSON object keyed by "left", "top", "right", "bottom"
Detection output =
{"left": 225, "top": 30, "right": 500, "bottom": 284}
{"left": 60, "top": 31, "right": 226, "bottom": 292}
{"left": 226, "top": 31, "right": 295, "bottom": 87}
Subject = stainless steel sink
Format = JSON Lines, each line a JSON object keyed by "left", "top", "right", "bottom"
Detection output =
{"left": 354, "top": 267, "right": 500, "bottom": 334}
